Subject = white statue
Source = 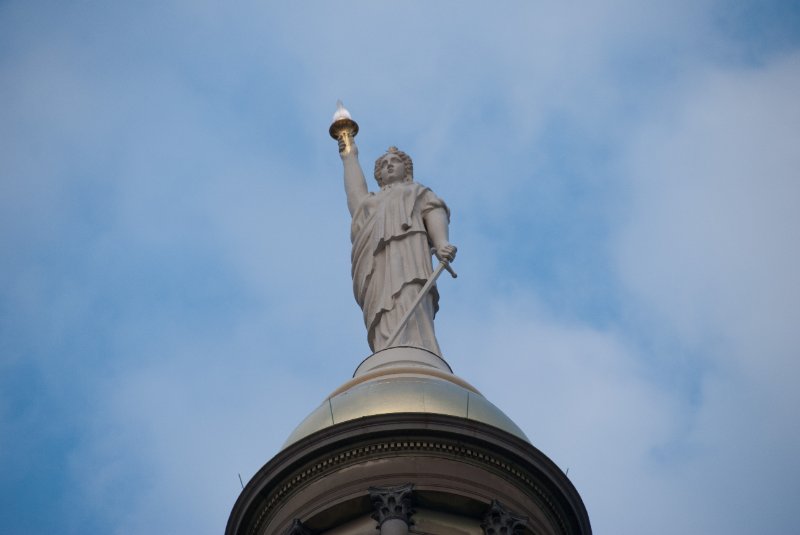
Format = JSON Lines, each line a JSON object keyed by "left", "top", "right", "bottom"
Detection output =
{"left": 335, "top": 127, "right": 456, "bottom": 356}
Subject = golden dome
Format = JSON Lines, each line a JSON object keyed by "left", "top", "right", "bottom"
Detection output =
{"left": 284, "top": 347, "right": 528, "bottom": 447}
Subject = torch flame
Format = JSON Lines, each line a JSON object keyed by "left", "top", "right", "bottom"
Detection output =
{"left": 332, "top": 99, "right": 352, "bottom": 122}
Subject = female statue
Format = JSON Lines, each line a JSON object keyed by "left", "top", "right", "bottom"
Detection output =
{"left": 338, "top": 138, "right": 457, "bottom": 356}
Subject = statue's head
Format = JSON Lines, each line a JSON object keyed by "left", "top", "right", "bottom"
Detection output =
{"left": 374, "top": 146, "right": 414, "bottom": 187}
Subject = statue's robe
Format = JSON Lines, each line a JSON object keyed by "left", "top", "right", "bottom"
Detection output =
{"left": 351, "top": 181, "right": 449, "bottom": 355}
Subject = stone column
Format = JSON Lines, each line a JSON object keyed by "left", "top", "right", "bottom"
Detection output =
{"left": 481, "top": 500, "right": 529, "bottom": 535}
{"left": 368, "top": 483, "right": 414, "bottom": 535}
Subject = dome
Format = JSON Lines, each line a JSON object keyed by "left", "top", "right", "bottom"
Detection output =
{"left": 284, "top": 347, "right": 529, "bottom": 446}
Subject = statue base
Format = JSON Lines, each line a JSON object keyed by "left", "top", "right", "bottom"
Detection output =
{"left": 353, "top": 346, "right": 452, "bottom": 377}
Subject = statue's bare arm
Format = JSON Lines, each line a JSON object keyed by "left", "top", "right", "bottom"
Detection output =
{"left": 339, "top": 139, "right": 369, "bottom": 217}
{"left": 424, "top": 208, "right": 457, "bottom": 263}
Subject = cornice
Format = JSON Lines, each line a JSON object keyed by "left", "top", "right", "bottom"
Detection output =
{"left": 227, "top": 413, "right": 590, "bottom": 535}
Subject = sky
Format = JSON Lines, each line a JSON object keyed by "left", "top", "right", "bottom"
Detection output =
{"left": 1, "top": 1, "right": 799, "bottom": 533}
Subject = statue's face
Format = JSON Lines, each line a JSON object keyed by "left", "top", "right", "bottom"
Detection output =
{"left": 378, "top": 153, "right": 406, "bottom": 186}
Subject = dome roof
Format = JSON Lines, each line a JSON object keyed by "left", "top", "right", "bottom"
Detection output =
{"left": 284, "top": 347, "right": 528, "bottom": 447}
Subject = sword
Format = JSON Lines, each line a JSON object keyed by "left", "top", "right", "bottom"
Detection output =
{"left": 384, "top": 259, "right": 457, "bottom": 348}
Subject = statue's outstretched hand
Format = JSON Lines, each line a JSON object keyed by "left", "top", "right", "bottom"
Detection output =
{"left": 435, "top": 243, "right": 457, "bottom": 263}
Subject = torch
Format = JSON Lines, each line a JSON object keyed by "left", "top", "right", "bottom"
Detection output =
{"left": 329, "top": 100, "right": 359, "bottom": 156}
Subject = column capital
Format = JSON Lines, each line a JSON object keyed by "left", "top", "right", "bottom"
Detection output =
{"left": 368, "top": 483, "right": 415, "bottom": 527}
{"left": 481, "top": 500, "right": 529, "bottom": 534}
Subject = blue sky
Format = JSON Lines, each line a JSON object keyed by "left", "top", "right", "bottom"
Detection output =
{"left": 1, "top": 1, "right": 799, "bottom": 533}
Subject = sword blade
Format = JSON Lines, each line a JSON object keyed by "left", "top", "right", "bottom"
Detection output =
{"left": 384, "top": 261, "right": 451, "bottom": 348}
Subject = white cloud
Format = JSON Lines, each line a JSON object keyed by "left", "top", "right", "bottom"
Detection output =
{"left": 612, "top": 51, "right": 800, "bottom": 532}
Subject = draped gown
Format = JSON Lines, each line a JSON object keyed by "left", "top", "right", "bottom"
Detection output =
{"left": 350, "top": 180, "right": 449, "bottom": 355}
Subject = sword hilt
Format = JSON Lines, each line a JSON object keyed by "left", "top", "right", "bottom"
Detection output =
{"left": 431, "top": 248, "right": 457, "bottom": 278}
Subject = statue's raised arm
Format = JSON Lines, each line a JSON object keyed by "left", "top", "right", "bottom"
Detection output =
{"left": 330, "top": 103, "right": 456, "bottom": 357}
{"left": 330, "top": 101, "right": 368, "bottom": 216}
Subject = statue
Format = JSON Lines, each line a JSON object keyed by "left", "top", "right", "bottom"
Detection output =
{"left": 330, "top": 102, "right": 456, "bottom": 356}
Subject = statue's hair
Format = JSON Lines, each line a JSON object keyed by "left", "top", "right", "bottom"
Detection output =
{"left": 374, "top": 146, "right": 414, "bottom": 187}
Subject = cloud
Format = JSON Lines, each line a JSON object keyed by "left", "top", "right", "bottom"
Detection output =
{"left": 69, "top": 327, "right": 323, "bottom": 534}
{"left": 612, "top": 50, "right": 800, "bottom": 531}
{"left": 2, "top": 1, "right": 799, "bottom": 534}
